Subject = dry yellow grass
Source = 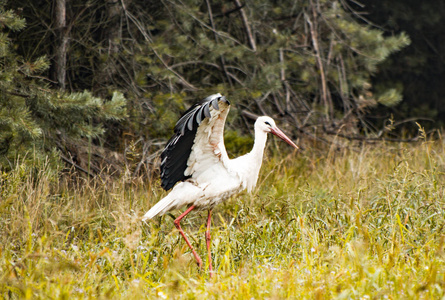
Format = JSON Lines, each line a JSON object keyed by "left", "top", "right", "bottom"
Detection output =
{"left": 1, "top": 140, "right": 444, "bottom": 299}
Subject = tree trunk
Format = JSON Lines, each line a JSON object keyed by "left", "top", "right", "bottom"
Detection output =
{"left": 54, "top": 0, "right": 68, "bottom": 89}
{"left": 93, "top": 0, "right": 130, "bottom": 96}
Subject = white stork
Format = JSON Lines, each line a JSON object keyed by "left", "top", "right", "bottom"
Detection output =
{"left": 142, "top": 93, "right": 298, "bottom": 277}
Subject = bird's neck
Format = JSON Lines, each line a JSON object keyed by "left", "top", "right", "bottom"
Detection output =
{"left": 239, "top": 129, "right": 267, "bottom": 192}
{"left": 250, "top": 129, "right": 268, "bottom": 163}
{"left": 246, "top": 129, "right": 268, "bottom": 175}
{"left": 228, "top": 129, "right": 267, "bottom": 193}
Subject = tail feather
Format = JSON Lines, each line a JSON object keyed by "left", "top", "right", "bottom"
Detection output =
{"left": 142, "top": 195, "right": 175, "bottom": 221}
{"left": 142, "top": 182, "right": 202, "bottom": 222}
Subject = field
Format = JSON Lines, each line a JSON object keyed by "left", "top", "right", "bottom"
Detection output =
{"left": 1, "top": 140, "right": 444, "bottom": 299}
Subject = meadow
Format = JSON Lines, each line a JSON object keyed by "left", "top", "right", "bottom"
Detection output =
{"left": 1, "top": 139, "right": 444, "bottom": 299}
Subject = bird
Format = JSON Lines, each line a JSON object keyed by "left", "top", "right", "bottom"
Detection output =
{"left": 142, "top": 93, "right": 298, "bottom": 277}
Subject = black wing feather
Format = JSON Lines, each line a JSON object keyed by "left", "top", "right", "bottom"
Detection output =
{"left": 160, "top": 94, "right": 230, "bottom": 190}
{"left": 211, "top": 99, "right": 219, "bottom": 110}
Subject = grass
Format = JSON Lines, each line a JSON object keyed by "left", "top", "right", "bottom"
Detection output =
{"left": 1, "top": 140, "right": 444, "bottom": 299}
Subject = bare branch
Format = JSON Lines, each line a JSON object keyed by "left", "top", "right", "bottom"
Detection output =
{"left": 59, "top": 153, "right": 95, "bottom": 177}
{"left": 305, "top": 1, "right": 332, "bottom": 120}
{"left": 122, "top": 9, "right": 198, "bottom": 91}
{"left": 214, "top": 4, "right": 244, "bottom": 18}
{"left": 166, "top": 0, "right": 254, "bottom": 52}
{"left": 279, "top": 48, "right": 291, "bottom": 111}
{"left": 205, "top": 0, "right": 233, "bottom": 86}
{"left": 241, "top": 109, "right": 259, "bottom": 120}
{"left": 233, "top": 0, "right": 257, "bottom": 51}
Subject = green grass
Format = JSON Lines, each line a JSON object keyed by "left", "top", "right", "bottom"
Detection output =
{"left": 1, "top": 141, "right": 444, "bottom": 299}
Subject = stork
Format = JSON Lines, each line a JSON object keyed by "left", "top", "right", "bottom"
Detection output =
{"left": 142, "top": 93, "right": 298, "bottom": 277}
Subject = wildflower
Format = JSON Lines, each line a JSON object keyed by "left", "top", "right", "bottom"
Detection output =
{"left": 157, "top": 291, "right": 167, "bottom": 299}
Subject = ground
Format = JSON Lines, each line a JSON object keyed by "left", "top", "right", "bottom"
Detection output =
{"left": 1, "top": 141, "right": 444, "bottom": 299}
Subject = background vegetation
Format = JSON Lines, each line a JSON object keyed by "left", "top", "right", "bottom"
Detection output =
{"left": 1, "top": 1, "right": 444, "bottom": 298}
{"left": 357, "top": 0, "right": 445, "bottom": 131}
{"left": 3, "top": 0, "right": 434, "bottom": 173}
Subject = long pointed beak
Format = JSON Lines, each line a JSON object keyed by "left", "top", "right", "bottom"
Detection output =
{"left": 270, "top": 127, "right": 299, "bottom": 149}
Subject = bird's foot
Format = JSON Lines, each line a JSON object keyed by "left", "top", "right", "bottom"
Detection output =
{"left": 196, "top": 257, "right": 203, "bottom": 269}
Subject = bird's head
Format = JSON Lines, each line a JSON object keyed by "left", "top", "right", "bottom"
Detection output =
{"left": 256, "top": 116, "right": 299, "bottom": 149}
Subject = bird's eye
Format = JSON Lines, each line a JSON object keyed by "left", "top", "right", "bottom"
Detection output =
{"left": 265, "top": 121, "right": 271, "bottom": 126}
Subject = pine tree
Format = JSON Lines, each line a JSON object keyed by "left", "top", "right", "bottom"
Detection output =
{"left": 356, "top": 0, "right": 445, "bottom": 130}
{"left": 6, "top": 0, "right": 411, "bottom": 156}
{"left": 0, "top": 5, "right": 126, "bottom": 171}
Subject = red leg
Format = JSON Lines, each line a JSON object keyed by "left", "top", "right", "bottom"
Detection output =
{"left": 206, "top": 209, "right": 213, "bottom": 277}
{"left": 174, "top": 205, "right": 203, "bottom": 268}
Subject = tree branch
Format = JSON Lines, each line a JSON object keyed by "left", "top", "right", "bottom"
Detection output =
{"left": 122, "top": 9, "right": 198, "bottom": 91}
{"left": 205, "top": 0, "right": 233, "bottom": 87}
{"left": 233, "top": 0, "right": 256, "bottom": 51}
{"left": 305, "top": 1, "right": 333, "bottom": 119}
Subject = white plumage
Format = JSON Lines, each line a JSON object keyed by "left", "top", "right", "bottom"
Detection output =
{"left": 142, "top": 93, "right": 298, "bottom": 277}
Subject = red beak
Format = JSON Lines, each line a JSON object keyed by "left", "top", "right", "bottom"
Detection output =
{"left": 270, "top": 127, "right": 299, "bottom": 149}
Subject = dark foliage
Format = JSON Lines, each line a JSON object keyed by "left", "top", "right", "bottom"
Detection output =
{"left": 355, "top": 0, "right": 445, "bottom": 131}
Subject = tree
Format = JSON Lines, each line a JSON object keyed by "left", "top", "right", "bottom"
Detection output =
{"left": 6, "top": 0, "right": 410, "bottom": 164}
{"left": 119, "top": 0, "right": 409, "bottom": 139}
{"left": 0, "top": 5, "right": 126, "bottom": 171}
{"left": 354, "top": 0, "right": 445, "bottom": 131}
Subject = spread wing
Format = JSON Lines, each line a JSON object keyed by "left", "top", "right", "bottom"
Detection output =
{"left": 160, "top": 94, "right": 231, "bottom": 190}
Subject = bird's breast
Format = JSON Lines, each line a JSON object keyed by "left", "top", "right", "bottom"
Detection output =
{"left": 189, "top": 163, "right": 243, "bottom": 209}
{"left": 227, "top": 154, "right": 262, "bottom": 193}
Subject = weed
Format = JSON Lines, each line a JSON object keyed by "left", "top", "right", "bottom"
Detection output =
{"left": 0, "top": 141, "right": 444, "bottom": 299}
